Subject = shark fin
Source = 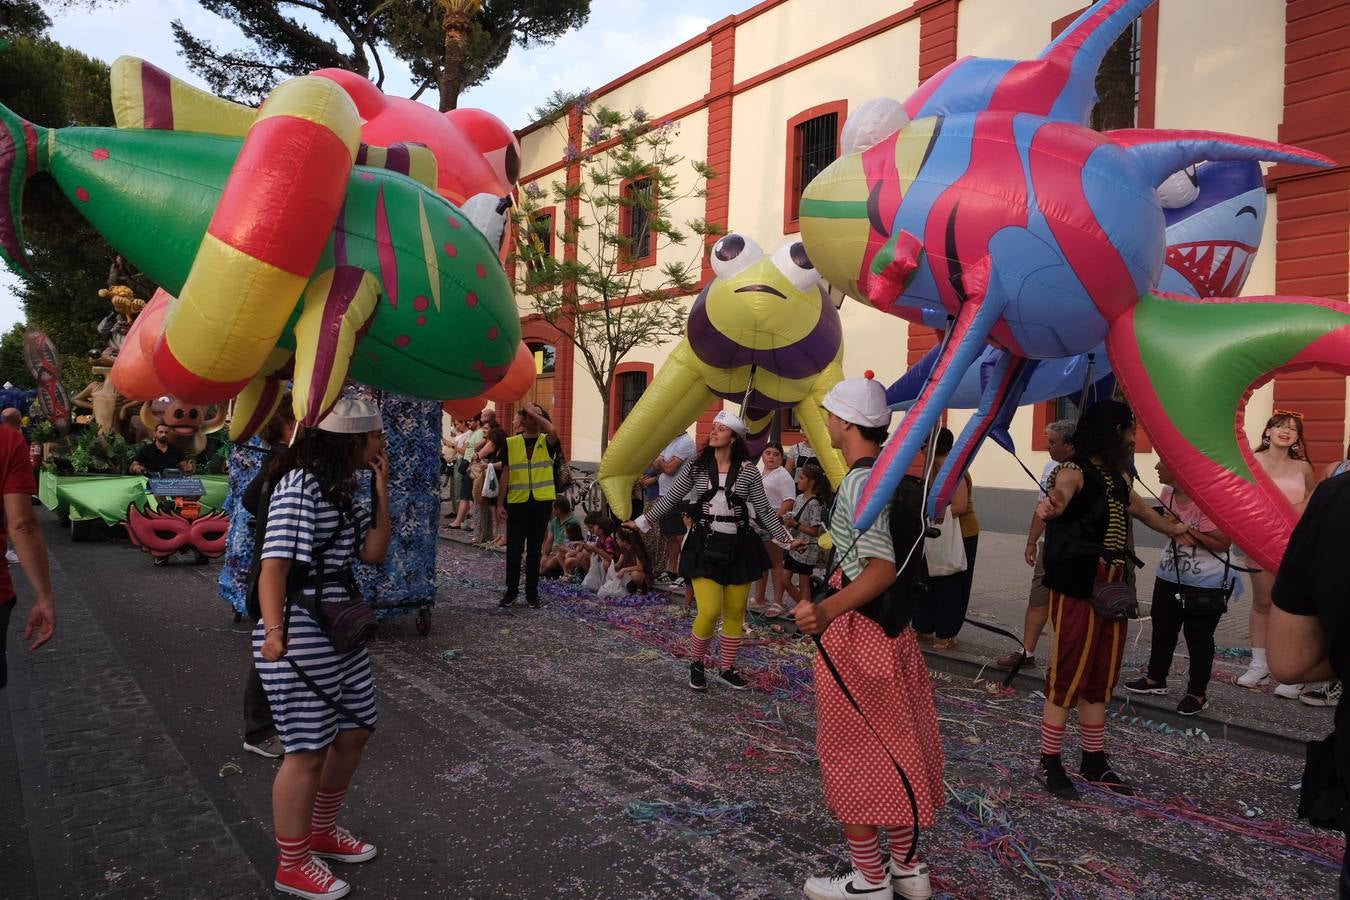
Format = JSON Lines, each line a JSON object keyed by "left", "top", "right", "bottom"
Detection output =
{"left": 1110, "top": 129, "right": 1334, "bottom": 186}
{"left": 111, "top": 57, "right": 257, "bottom": 136}
{"left": 291, "top": 266, "right": 382, "bottom": 428}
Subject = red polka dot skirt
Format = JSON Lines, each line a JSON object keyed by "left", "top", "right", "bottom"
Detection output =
{"left": 815, "top": 612, "right": 945, "bottom": 827}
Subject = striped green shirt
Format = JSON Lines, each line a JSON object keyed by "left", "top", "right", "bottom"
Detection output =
{"left": 829, "top": 468, "right": 895, "bottom": 580}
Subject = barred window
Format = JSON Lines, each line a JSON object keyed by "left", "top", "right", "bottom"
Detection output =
{"left": 1091, "top": 20, "right": 1140, "bottom": 131}
{"left": 523, "top": 212, "right": 554, "bottom": 274}
{"left": 618, "top": 370, "right": 647, "bottom": 423}
{"left": 790, "top": 112, "right": 839, "bottom": 222}
{"left": 622, "top": 177, "right": 654, "bottom": 262}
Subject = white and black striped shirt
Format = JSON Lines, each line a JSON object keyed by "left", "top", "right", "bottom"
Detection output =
{"left": 641, "top": 460, "right": 792, "bottom": 545}
{"left": 261, "top": 469, "right": 370, "bottom": 602}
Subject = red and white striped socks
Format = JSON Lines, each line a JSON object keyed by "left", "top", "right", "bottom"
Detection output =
{"left": 717, "top": 635, "right": 741, "bottom": 670}
{"left": 277, "top": 833, "right": 309, "bottom": 870}
{"left": 1081, "top": 721, "right": 1105, "bottom": 754}
{"left": 312, "top": 789, "right": 347, "bottom": 838}
{"left": 1040, "top": 721, "right": 1066, "bottom": 757}
{"left": 885, "top": 826, "right": 917, "bottom": 868}
{"left": 690, "top": 634, "right": 711, "bottom": 664}
{"left": 847, "top": 831, "right": 886, "bottom": 885}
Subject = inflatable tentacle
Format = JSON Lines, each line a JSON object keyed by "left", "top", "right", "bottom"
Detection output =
{"left": 855, "top": 258, "right": 1009, "bottom": 529}
{"left": 291, "top": 266, "right": 382, "bottom": 428}
{"left": 110, "top": 57, "right": 257, "bottom": 136}
{"left": 229, "top": 347, "right": 295, "bottom": 441}
{"left": 598, "top": 341, "right": 717, "bottom": 520}
{"left": 928, "top": 354, "right": 1030, "bottom": 517}
{"left": 1109, "top": 129, "right": 1334, "bottom": 186}
{"left": 793, "top": 358, "right": 848, "bottom": 488}
{"left": 154, "top": 75, "right": 362, "bottom": 404}
{"left": 1108, "top": 291, "right": 1350, "bottom": 572}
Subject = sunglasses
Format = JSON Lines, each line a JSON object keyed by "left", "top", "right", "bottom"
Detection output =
{"left": 1272, "top": 409, "right": 1304, "bottom": 422}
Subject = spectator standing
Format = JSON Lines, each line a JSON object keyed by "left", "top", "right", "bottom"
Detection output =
{"left": 751, "top": 442, "right": 796, "bottom": 616}
{"left": 1123, "top": 458, "right": 1235, "bottom": 715}
{"left": 912, "top": 428, "right": 977, "bottom": 650}
{"left": 652, "top": 430, "right": 697, "bottom": 589}
{"left": 1238, "top": 411, "right": 1318, "bottom": 697}
{"left": 997, "top": 420, "right": 1075, "bottom": 670}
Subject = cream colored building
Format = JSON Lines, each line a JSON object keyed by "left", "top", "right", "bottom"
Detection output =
{"left": 504, "top": 0, "right": 1350, "bottom": 532}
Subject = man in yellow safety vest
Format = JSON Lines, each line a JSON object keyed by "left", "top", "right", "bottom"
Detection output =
{"left": 496, "top": 403, "right": 562, "bottom": 608}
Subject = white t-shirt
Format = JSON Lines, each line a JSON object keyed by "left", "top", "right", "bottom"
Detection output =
{"left": 1156, "top": 486, "right": 1232, "bottom": 589}
{"left": 787, "top": 441, "right": 817, "bottom": 465}
{"left": 761, "top": 465, "right": 795, "bottom": 512}
{"left": 1039, "top": 460, "right": 1058, "bottom": 492}
{"left": 658, "top": 432, "right": 697, "bottom": 498}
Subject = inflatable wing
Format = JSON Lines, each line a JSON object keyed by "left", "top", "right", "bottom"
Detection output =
{"left": 798, "top": 0, "right": 1337, "bottom": 570}
{"left": 599, "top": 234, "right": 848, "bottom": 519}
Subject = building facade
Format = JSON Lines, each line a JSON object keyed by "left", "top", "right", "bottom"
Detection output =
{"left": 505, "top": 0, "right": 1349, "bottom": 532}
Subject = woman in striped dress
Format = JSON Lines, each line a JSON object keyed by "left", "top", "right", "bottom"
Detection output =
{"left": 255, "top": 398, "right": 391, "bottom": 900}
{"left": 630, "top": 411, "right": 793, "bottom": 691}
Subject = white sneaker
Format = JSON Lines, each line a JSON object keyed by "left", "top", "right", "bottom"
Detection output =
{"left": 803, "top": 868, "right": 891, "bottom": 899}
{"left": 890, "top": 860, "right": 933, "bottom": 899}
{"left": 1236, "top": 662, "right": 1270, "bottom": 688}
{"left": 242, "top": 735, "right": 285, "bottom": 759}
{"left": 5, "top": 549, "right": 16, "bottom": 564}
{"left": 1274, "top": 682, "right": 1306, "bottom": 700}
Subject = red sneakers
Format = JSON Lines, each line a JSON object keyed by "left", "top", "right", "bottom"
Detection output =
{"left": 310, "top": 826, "right": 379, "bottom": 864}
{"left": 274, "top": 856, "right": 350, "bottom": 900}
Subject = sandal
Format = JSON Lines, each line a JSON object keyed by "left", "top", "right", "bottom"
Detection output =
{"left": 763, "top": 603, "right": 783, "bottom": 618}
{"left": 933, "top": 637, "right": 958, "bottom": 651}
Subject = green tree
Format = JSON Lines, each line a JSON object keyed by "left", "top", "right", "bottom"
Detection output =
{"left": 0, "top": 323, "right": 33, "bottom": 387}
{"left": 0, "top": 0, "right": 50, "bottom": 37}
{"left": 513, "top": 94, "right": 721, "bottom": 454}
{"left": 171, "top": 0, "right": 590, "bottom": 111}
{"left": 0, "top": 35, "right": 132, "bottom": 395}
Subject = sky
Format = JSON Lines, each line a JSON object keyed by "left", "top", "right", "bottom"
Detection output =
{"left": 0, "top": 0, "right": 746, "bottom": 333}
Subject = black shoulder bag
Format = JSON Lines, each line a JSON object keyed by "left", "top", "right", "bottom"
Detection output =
{"left": 1163, "top": 496, "right": 1234, "bottom": 615}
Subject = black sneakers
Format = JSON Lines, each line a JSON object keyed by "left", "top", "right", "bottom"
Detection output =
{"left": 1040, "top": 753, "right": 1079, "bottom": 800}
{"left": 1122, "top": 675, "right": 1168, "bottom": 695}
{"left": 527, "top": 597, "right": 541, "bottom": 609}
{"left": 718, "top": 668, "right": 749, "bottom": 690}
{"left": 497, "top": 594, "right": 516, "bottom": 608}
{"left": 689, "top": 662, "right": 707, "bottom": 691}
{"left": 1081, "top": 750, "right": 1133, "bottom": 795}
{"left": 1177, "top": 694, "right": 1209, "bottom": 715}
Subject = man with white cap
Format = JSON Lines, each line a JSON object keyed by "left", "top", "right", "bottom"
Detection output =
{"left": 630, "top": 409, "right": 794, "bottom": 690}
{"left": 794, "top": 376, "right": 943, "bottom": 900}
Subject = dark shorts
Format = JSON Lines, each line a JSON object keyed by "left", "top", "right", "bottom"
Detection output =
{"left": 785, "top": 556, "right": 816, "bottom": 576}
{"left": 0, "top": 596, "right": 15, "bottom": 690}
{"left": 659, "top": 501, "right": 692, "bottom": 537}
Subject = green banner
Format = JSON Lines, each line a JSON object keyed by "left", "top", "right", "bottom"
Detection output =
{"left": 39, "top": 472, "right": 229, "bottom": 525}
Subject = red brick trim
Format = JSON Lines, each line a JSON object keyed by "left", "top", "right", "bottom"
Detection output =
{"left": 617, "top": 174, "right": 658, "bottom": 271}
{"left": 701, "top": 22, "right": 735, "bottom": 284}
{"left": 783, "top": 100, "right": 848, "bottom": 235}
{"left": 609, "top": 361, "right": 655, "bottom": 438}
{"left": 519, "top": 316, "right": 574, "bottom": 458}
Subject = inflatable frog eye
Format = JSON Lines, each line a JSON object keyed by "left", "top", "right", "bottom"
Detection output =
{"left": 710, "top": 233, "right": 763, "bottom": 278}
{"left": 772, "top": 240, "right": 821, "bottom": 292}
{"left": 1157, "top": 165, "right": 1200, "bottom": 209}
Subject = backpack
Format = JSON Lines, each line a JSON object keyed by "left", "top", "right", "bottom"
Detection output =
{"left": 243, "top": 477, "right": 349, "bottom": 623}
{"left": 821, "top": 460, "right": 927, "bottom": 638}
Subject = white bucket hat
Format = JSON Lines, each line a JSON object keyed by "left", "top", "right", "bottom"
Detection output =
{"left": 712, "top": 409, "right": 748, "bottom": 438}
{"left": 822, "top": 375, "right": 892, "bottom": 428}
{"left": 316, "top": 398, "right": 384, "bottom": 434}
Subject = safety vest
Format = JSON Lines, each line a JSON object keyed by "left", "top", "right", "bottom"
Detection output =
{"left": 505, "top": 434, "right": 556, "bottom": 503}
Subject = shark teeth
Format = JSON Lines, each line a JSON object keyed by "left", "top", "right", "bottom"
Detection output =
{"left": 1165, "top": 241, "right": 1258, "bottom": 298}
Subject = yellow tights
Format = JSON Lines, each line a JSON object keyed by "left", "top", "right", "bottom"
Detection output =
{"left": 691, "top": 578, "right": 751, "bottom": 640}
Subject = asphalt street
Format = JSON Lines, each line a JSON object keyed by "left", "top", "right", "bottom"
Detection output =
{"left": 0, "top": 512, "right": 1342, "bottom": 898}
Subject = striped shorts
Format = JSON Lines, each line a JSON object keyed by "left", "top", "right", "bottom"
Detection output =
{"left": 252, "top": 606, "right": 377, "bottom": 753}
{"left": 1044, "top": 564, "right": 1127, "bottom": 708}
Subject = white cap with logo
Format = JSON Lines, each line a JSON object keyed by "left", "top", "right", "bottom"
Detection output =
{"left": 712, "top": 409, "right": 748, "bottom": 437}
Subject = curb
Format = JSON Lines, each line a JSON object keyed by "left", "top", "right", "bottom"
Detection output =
{"left": 919, "top": 647, "right": 1313, "bottom": 758}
